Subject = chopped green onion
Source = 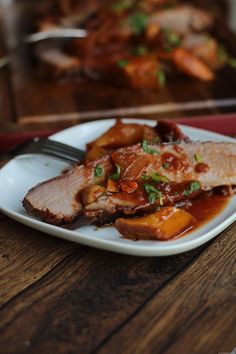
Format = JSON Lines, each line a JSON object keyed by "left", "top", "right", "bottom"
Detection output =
{"left": 116, "top": 59, "right": 129, "bottom": 68}
{"left": 133, "top": 45, "right": 148, "bottom": 56}
{"left": 159, "top": 193, "right": 164, "bottom": 206}
{"left": 194, "top": 154, "right": 202, "bottom": 163}
{"left": 144, "top": 183, "right": 163, "bottom": 205}
{"left": 141, "top": 140, "right": 159, "bottom": 155}
{"left": 128, "top": 12, "right": 149, "bottom": 35}
{"left": 111, "top": 0, "right": 133, "bottom": 12}
{"left": 183, "top": 181, "right": 201, "bottom": 196}
{"left": 141, "top": 174, "right": 149, "bottom": 180}
{"left": 110, "top": 164, "right": 121, "bottom": 180}
{"left": 163, "top": 29, "right": 181, "bottom": 51}
{"left": 217, "top": 45, "right": 228, "bottom": 62}
{"left": 190, "top": 181, "right": 201, "bottom": 192}
{"left": 162, "top": 162, "right": 170, "bottom": 169}
{"left": 144, "top": 184, "right": 160, "bottom": 195}
{"left": 150, "top": 172, "right": 169, "bottom": 183}
{"left": 156, "top": 69, "right": 166, "bottom": 87}
{"left": 94, "top": 164, "right": 103, "bottom": 177}
{"left": 152, "top": 136, "right": 160, "bottom": 143}
{"left": 148, "top": 193, "right": 157, "bottom": 203}
{"left": 229, "top": 57, "right": 236, "bottom": 69}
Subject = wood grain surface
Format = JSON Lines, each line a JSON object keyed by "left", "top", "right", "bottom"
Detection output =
{"left": 0, "top": 211, "right": 235, "bottom": 354}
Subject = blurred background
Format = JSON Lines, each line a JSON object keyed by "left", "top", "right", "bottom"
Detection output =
{"left": 0, "top": 0, "right": 236, "bottom": 151}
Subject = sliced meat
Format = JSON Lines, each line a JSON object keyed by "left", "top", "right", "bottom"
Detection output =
{"left": 23, "top": 156, "right": 113, "bottom": 224}
{"left": 150, "top": 5, "right": 213, "bottom": 35}
{"left": 84, "top": 141, "right": 236, "bottom": 221}
{"left": 84, "top": 181, "right": 203, "bottom": 223}
{"left": 110, "top": 141, "right": 236, "bottom": 187}
{"left": 35, "top": 42, "right": 81, "bottom": 78}
{"left": 23, "top": 141, "right": 236, "bottom": 225}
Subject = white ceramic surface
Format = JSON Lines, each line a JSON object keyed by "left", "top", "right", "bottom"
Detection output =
{"left": 0, "top": 119, "right": 235, "bottom": 256}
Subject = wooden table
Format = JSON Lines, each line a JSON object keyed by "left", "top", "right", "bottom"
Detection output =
{"left": 0, "top": 162, "right": 236, "bottom": 354}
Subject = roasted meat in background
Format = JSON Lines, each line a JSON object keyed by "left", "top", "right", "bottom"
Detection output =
{"left": 35, "top": 0, "right": 236, "bottom": 88}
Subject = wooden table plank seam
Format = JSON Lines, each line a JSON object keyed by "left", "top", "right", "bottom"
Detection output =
{"left": 95, "top": 225, "right": 236, "bottom": 354}
{"left": 91, "top": 245, "right": 208, "bottom": 354}
{"left": 0, "top": 246, "right": 87, "bottom": 311}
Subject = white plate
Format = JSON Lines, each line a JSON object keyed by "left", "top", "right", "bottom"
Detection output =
{"left": 0, "top": 119, "right": 235, "bottom": 257}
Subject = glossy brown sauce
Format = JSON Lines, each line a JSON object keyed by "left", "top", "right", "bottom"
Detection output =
{"left": 109, "top": 192, "right": 230, "bottom": 241}
{"left": 161, "top": 152, "right": 187, "bottom": 171}
{"left": 183, "top": 192, "right": 230, "bottom": 231}
{"left": 195, "top": 162, "right": 209, "bottom": 173}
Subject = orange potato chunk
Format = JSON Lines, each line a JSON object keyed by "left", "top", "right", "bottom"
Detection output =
{"left": 115, "top": 207, "right": 195, "bottom": 241}
{"left": 87, "top": 120, "right": 158, "bottom": 150}
{"left": 85, "top": 146, "right": 108, "bottom": 161}
{"left": 87, "top": 120, "right": 144, "bottom": 150}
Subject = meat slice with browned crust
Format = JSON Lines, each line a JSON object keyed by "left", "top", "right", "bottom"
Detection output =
{"left": 23, "top": 141, "right": 236, "bottom": 225}
{"left": 84, "top": 142, "right": 236, "bottom": 221}
{"left": 23, "top": 156, "right": 113, "bottom": 224}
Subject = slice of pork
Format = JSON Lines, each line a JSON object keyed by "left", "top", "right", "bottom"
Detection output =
{"left": 150, "top": 5, "right": 213, "bottom": 35}
{"left": 23, "top": 156, "right": 112, "bottom": 224}
{"left": 84, "top": 142, "right": 236, "bottom": 221}
{"left": 23, "top": 141, "right": 236, "bottom": 225}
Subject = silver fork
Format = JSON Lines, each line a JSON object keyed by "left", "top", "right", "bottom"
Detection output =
{"left": 0, "top": 28, "right": 88, "bottom": 69}
{"left": 3, "top": 138, "right": 86, "bottom": 164}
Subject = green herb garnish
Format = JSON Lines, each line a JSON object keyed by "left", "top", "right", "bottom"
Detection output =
{"left": 162, "top": 162, "right": 170, "bottom": 169}
{"left": 190, "top": 181, "right": 201, "bottom": 192}
{"left": 117, "top": 59, "right": 129, "bottom": 68}
{"left": 133, "top": 45, "right": 148, "bottom": 56}
{"left": 148, "top": 193, "right": 157, "bottom": 203}
{"left": 163, "top": 29, "right": 181, "bottom": 51}
{"left": 141, "top": 174, "right": 149, "bottom": 180}
{"left": 128, "top": 12, "right": 149, "bottom": 35}
{"left": 194, "top": 154, "right": 202, "bottom": 163}
{"left": 217, "top": 45, "right": 228, "bottom": 62}
{"left": 111, "top": 0, "right": 133, "bottom": 12}
{"left": 229, "top": 57, "right": 236, "bottom": 69}
{"left": 159, "top": 194, "right": 164, "bottom": 206}
{"left": 183, "top": 181, "right": 201, "bottom": 196}
{"left": 110, "top": 164, "right": 121, "bottom": 180}
{"left": 142, "top": 140, "right": 159, "bottom": 155}
{"left": 144, "top": 183, "right": 163, "bottom": 204}
{"left": 152, "top": 136, "right": 160, "bottom": 143}
{"left": 150, "top": 172, "right": 169, "bottom": 183}
{"left": 144, "top": 184, "right": 160, "bottom": 194}
{"left": 94, "top": 164, "right": 103, "bottom": 177}
{"left": 156, "top": 69, "right": 166, "bottom": 87}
